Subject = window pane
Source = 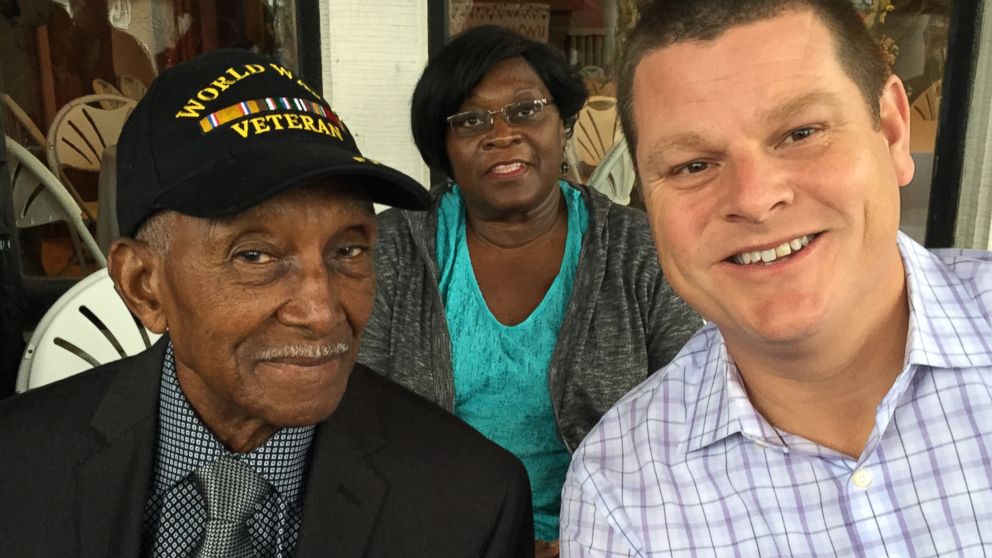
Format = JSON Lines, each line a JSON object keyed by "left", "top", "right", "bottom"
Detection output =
{"left": 0, "top": 0, "right": 301, "bottom": 278}
{"left": 858, "top": 0, "right": 952, "bottom": 243}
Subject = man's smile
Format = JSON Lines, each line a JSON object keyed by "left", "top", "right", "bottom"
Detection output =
{"left": 729, "top": 233, "right": 820, "bottom": 265}
{"left": 253, "top": 342, "right": 350, "bottom": 362}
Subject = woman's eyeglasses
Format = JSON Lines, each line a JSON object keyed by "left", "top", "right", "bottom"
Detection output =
{"left": 446, "top": 98, "right": 555, "bottom": 138}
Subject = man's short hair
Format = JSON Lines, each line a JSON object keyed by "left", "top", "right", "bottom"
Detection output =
{"left": 618, "top": 0, "right": 889, "bottom": 156}
{"left": 134, "top": 211, "right": 177, "bottom": 256}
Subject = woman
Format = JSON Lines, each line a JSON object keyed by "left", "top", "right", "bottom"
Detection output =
{"left": 358, "top": 26, "right": 701, "bottom": 554}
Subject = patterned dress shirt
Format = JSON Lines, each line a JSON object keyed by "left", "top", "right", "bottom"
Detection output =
{"left": 561, "top": 233, "right": 992, "bottom": 557}
{"left": 142, "top": 343, "right": 315, "bottom": 557}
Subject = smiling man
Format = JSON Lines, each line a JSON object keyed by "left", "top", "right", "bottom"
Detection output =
{"left": 0, "top": 49, "right": 534, "bottom": 557}
{"left": 560, "top": 1, "right": 992, "bottom": 556}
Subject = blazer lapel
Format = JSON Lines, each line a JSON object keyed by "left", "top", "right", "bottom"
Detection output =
{"left": 78, "top": 339, "right": 166, "bottom": 557}
{"left": 296, "top": 366, "right": 388, "bottom": 558}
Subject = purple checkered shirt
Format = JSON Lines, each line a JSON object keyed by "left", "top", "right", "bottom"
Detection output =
{"left": 561, "top": 233, "right": 992, "bottom": 557}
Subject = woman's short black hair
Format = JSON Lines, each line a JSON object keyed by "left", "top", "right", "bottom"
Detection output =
{"left": 411, "top": 25, "right": 588, "bottom": 178}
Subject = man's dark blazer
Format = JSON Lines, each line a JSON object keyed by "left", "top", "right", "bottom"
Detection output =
{"left": 0, "top": 338, "right": 534, "bottom": 557}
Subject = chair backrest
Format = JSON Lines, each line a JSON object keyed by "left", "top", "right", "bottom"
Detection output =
{"left": 91, "top": 77, "right": 124, "bottom": 97}
{"left": 2, "top": 93, "right": 47, "bottom": 149}
{"left": 911, "top": 79, "right": 942, "bottom": 121}
{"left": 910, "top": 79, "right": 941, "bottom": 152}
{"left": 47, "top": 94, "right": 136, "bottom": 176}
{"left": 587, "top": 136, "right": 635, "bottom": 206}
{"left": 45, "top": 94, "right": 135, "bottom": 222}
{"left": 8, "top": 139, "right": 67, "bottom": 230}
{"left": 579, "top": 66, "right": 606, "bottom": 80}
{"left": 578, "top": 66, "right": 616, "bottom": 97}
{"left": 5, "top": 136, "right": 106, "bottom": 268}
{"left": 117, "top": 75, "right": 148, "bottom": 101}
{"left": 16, "top": 268, "right": 161, "bottom": 392}
{"left": 571, "top": 95, "right": 621, "bottom": 172}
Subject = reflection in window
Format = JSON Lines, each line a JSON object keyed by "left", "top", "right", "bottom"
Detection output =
{"left": 857, "top": 0, "right": 952, "bottom": 243}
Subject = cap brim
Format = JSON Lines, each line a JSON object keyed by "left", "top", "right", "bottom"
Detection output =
{"left": 154, "top": 139, "right": 431, "bottom": 220}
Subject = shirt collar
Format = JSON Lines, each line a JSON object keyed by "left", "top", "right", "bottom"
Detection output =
{"left": 682, "top": 232, "right": 992, "bottom": 454}
{"left": 154, "top": 343, "right": 316, "bottom": 505}
{"left": 681, "top": 327, "right": 788, "bottom": 454}
{"left": 899, "top": 232, "right": 992, "bottom": 369}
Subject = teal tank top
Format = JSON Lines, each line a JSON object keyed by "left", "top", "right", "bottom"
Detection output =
{"left": 436, "top": 181, "right": 589, "bottom": 540}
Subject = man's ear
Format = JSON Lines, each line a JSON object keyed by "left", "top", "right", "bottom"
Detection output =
{"left": 878, "top": 74, "right": 915, "bottom": 187}
{"left": 107, "top": 238, "right": 169, "bottom": 334}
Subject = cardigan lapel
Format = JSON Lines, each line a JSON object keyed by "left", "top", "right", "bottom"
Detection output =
{"left": 295, "top": 366, "right": 388, "bottom": 558}
{"left": 77, "top": 339, "right": 166, "bottom": 557}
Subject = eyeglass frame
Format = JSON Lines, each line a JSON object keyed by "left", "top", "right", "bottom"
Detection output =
{"left": 445, "top": 98, "right": 555, "bottom": 138}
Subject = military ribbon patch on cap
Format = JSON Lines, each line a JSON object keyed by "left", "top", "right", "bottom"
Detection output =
{"left": 199, "top": 97, "right": 337, "bottom": 132}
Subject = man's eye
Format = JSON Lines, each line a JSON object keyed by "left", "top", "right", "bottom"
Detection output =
{"left": 235, "top": 250, "right": 273, "bottom": 264}
{"left": 785, "top": 127, "right": 818, "bottom": 143}
{"left": 674, "top": 161, "right": 710, "bottom": 175}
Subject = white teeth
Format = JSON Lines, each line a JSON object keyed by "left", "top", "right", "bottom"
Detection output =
{"left": 491, "top": 162, "right": 523, "bottom": 174}
{"left": 732, "top": 234, "right": 816, "bottom": 265}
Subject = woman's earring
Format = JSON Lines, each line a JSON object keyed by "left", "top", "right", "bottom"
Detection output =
{"left": 561, "top": 141, "right": 571, "bottom": 176}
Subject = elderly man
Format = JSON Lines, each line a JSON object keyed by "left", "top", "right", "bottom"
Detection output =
{"left": 0, "top": 49, "right": 533, "bottom": 557}
{"left": 561, "top": 1, "right": 992, "bottom": 556}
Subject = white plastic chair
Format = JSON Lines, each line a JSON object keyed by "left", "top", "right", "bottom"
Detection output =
{"left": 117, "top": 75, "right": 148, "bottom": 101}
{"left": 573, "top": 96, "right": 621, "bottom": 166}
{"left": 46, "top": 94, "right": 136, "bottom": 222}
{"left": 587, "top": 136, "right": 635, "bottom": 206}
{"left": 16, "top": 268, "right": 162, "bottom": 392}
{"left": 6, "top": 136, "right": 106, "bottom": 273}
{"left": 560, "top": 94, "right": 617, "bottom": 185}
{"left": 91, "top": 78, "right": 126, "bottom": 109}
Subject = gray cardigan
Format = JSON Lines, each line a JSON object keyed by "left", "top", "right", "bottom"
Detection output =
{"left": 358, "top": 183, "right": 702, "bottom": 451}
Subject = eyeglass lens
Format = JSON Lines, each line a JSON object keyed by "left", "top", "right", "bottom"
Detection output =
{"left": 447, "top": 99, "right": 550, "bottom": 137}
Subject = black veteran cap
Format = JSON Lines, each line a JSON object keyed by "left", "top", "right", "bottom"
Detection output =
{"left": 116, "top": 48, "right": 430, "bottom": 236}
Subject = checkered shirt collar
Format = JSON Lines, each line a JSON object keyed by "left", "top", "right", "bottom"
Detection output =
{"left": 899, "top": 232, "right": 992, "bottom": 369}
{"left": 682, "top": 232, "right": 992, "bottom": 454}
{"left": 154, "top": 343, "right": 316, "bottom": 505}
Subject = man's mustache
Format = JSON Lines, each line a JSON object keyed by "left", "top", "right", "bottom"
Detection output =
{"left": 253, "top": 342, "right": 350, "bottom": 361}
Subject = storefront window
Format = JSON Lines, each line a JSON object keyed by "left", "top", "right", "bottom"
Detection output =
{"left": 3, "top": 0, "right": 299, "bottom": 136}
{"left": 447, "top": 0, "right": 619, "bottom": 76}
{"left": 1, "top": 0, "right": 300, "bottom": 277}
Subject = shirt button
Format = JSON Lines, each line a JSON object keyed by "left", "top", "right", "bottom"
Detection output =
{"left": 851, "top": 468, "right": 873, "bottom": 489}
